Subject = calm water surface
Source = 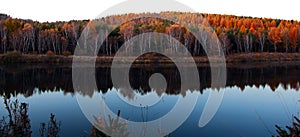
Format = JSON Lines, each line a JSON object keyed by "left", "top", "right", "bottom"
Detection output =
{"left": 0, "top": 63, "right": 299, "bottom": 137}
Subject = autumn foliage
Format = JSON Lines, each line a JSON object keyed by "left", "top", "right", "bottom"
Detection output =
{"left": 0, "top": 12, "right": 300, "bottom": 56}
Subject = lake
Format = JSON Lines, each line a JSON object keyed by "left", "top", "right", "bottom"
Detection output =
{"left": 0, "top": 62, "right": 299, "bottom": 137}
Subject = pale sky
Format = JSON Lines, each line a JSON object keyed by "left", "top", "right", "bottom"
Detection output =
{"left": 0, "top": 0, "right": 299, "bottom": 22}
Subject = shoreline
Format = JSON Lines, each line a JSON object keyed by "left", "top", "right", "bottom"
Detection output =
{"left": 0, "top": 52, "right": 300, "bottom": 64}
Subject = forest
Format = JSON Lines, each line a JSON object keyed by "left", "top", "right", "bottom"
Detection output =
{"left": 0, "top": 12, "right": 300, "bottom": 56}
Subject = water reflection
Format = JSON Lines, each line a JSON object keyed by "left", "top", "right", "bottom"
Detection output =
{"left": 39, "top": 113, "right": 61, "bottom": 137}
{"left": 275, "top": 116, "right": 300, "bottom": 137}
{"left": 0, "top": 62, "right": 299, "bottom": 98}
{"left": 0, "top": 98, "right": 31, "bottom": 137}
{"left": 0, "top": 62, "right": 299, "bottom": 136}
{"left": 91, "top": 111, "right": 130, "bottom": 137}
{"left": 1, "top": 86, "right": 300, "bottom": 137}
{"left": 0, "top": 98, "right": 61, "bottom": 137}
{"left": 0, "top": 98, "right": 129, "bottom": 137}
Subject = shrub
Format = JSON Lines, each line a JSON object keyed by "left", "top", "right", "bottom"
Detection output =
{"left": 61, "top": 51, "right": 72, "bottom": 56}
{"left": 45, "top": 50, "right": 55, "bottom": 56}
{"left": 275, "top": 116, "right": 300, "bottom": 137}
{"left": 3, "top": 50, "right": 22, "bottom": 63}
{"left": 7, "top": 50, "right": 21, "bottom": 55}
{"left": 28, "top": 51, "right": 38, "bottom": 55}
{"left": 255, "top": 53, "right": 260, "bottom": 59}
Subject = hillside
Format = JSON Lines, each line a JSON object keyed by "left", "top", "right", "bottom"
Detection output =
{"left": 0, "top": 12, "right": 299, "bottom": 57}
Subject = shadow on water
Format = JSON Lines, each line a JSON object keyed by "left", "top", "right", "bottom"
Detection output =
{"left": 0, "top": 63, "right": 300, "bottom": 137}
{"left": 0, "top": 62, "right": 299, "bottom": 98}
{"left": 0, "top": 62, "right": 299, "bottom": 137}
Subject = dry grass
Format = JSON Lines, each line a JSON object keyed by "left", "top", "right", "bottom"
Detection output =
{"left": 0, "top": 52, "right": 299, "bottom": 64}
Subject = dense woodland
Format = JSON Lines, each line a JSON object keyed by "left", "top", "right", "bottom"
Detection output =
{"left": 0, "top": 12, "right": 300, "bottom": 56}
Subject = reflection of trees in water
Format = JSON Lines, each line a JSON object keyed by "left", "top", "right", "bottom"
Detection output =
{"left": 0, "top": 64, "right": 73, "bottom": 98}
{"left": 0, "top": 98, "right": 61, "bottom": 137}
{"left": 1, "top": 88, "right": 299, "bottom": 137}
{"left": 0, "top": 63, "right": 299, "bottom": 98}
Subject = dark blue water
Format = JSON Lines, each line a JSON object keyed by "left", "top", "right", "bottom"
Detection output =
{"left": 0, "top": 63, "right": 299, "bottom": 137}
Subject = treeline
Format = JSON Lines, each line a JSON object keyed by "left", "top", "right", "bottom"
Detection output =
{"left": 0, "top": 12, "right": 300, "bottom": 56}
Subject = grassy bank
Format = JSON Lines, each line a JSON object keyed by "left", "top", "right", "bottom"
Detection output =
{"left": 0, "top": 52, "right": 300, "bottom": 64}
